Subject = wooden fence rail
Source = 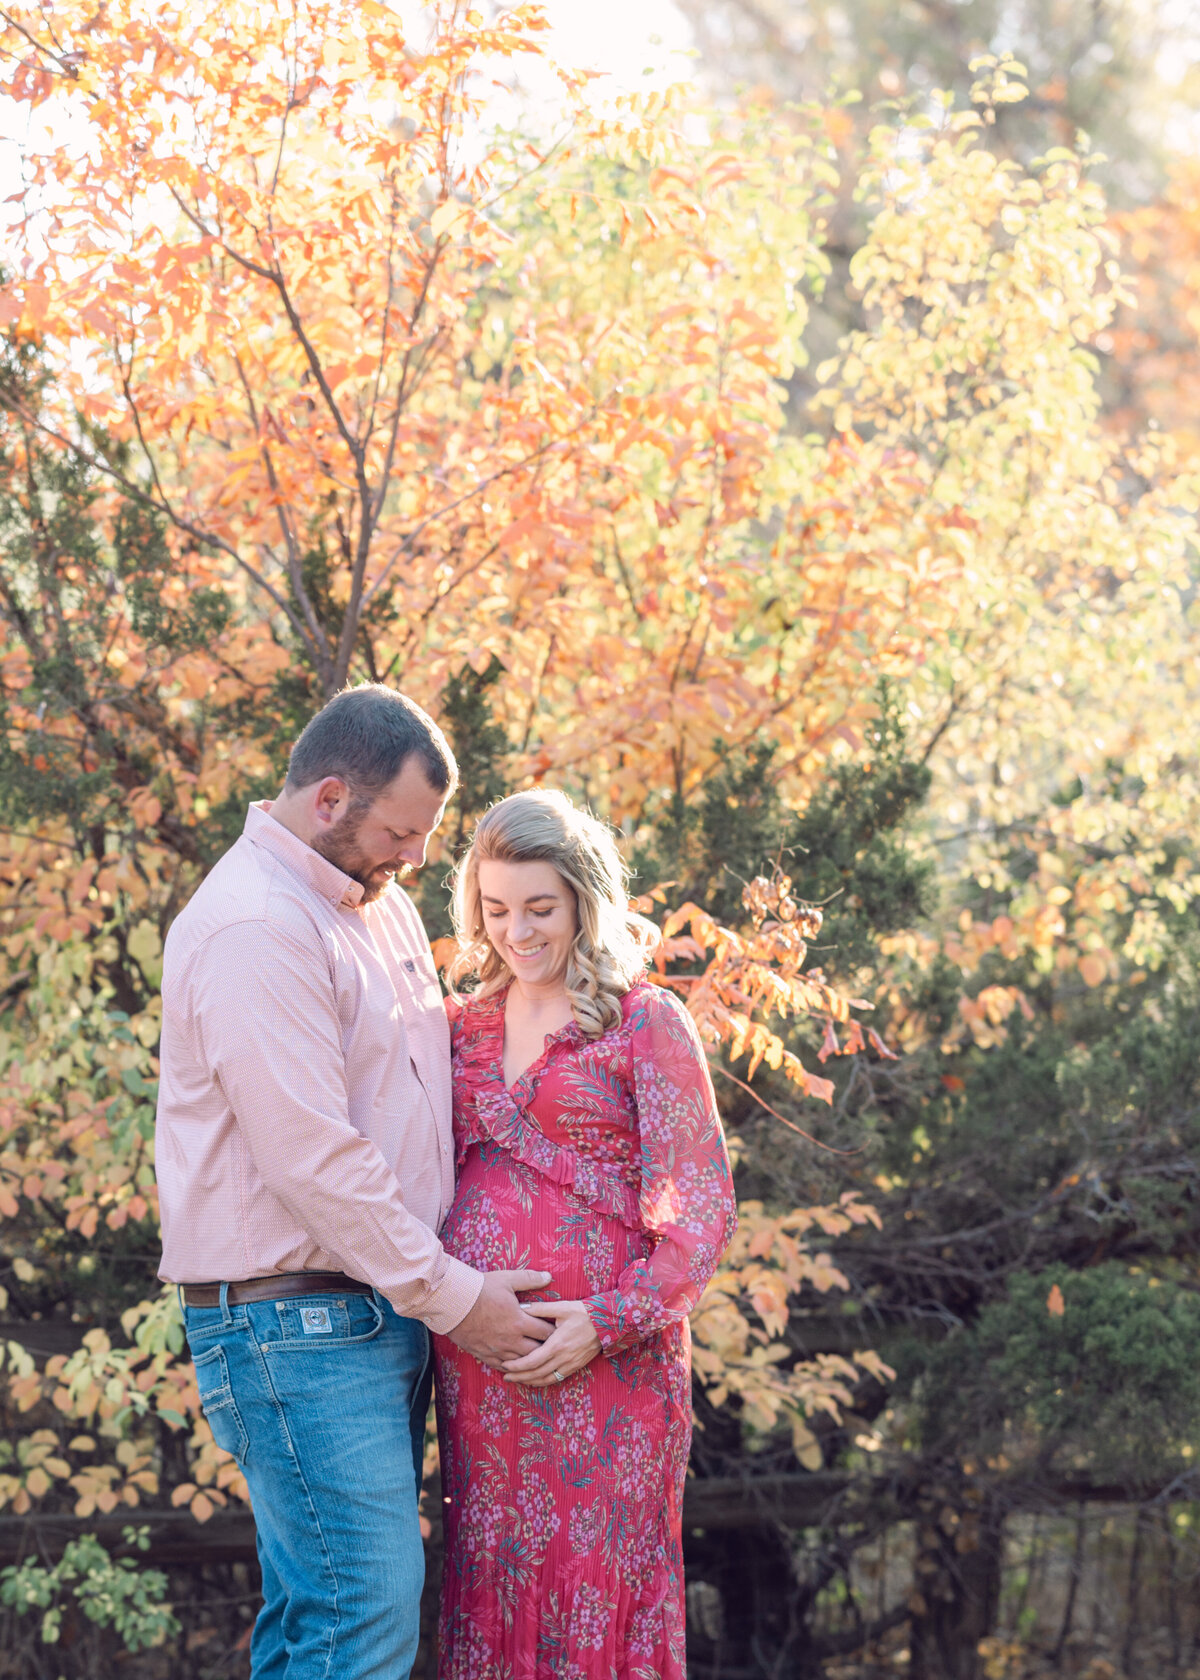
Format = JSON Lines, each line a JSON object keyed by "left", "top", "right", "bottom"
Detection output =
{"left": 2, "top": 1470, "right": 1196, "bottom": 1568}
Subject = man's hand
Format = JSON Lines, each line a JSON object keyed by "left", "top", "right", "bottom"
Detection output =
{"left": 501, "top": 1299, "right": 601, "bottom": 1387}
{"left": 446, "top": 1270, "right": 554, "bottom": 1369}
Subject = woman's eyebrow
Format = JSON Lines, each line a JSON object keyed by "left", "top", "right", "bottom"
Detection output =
{"left": 481, "top": 892, "right": 559, "bottom": 906}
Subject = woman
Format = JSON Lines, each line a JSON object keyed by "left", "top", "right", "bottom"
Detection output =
{"left": 433, "top": 788, "right": 739, "bottom": 1680}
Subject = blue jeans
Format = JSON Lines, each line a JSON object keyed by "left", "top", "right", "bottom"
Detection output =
{"left": 183, "top": 1286, "right": 432, "bottom": 1680}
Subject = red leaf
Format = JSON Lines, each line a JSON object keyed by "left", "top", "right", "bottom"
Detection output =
{"left": 868, "top": 1028, "right": 899, "bottom": 1061}
{"left": 817, "top": 1019, "right": 840, "bottom": 1063}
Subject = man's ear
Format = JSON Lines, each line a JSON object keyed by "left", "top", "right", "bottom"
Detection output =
{"left": 312, "top": 777, "right": 350, "bottom": 826}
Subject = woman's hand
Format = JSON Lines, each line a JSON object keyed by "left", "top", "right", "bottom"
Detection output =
{"left": 501, "top": 1299, "right": 601, "bottom": 1387}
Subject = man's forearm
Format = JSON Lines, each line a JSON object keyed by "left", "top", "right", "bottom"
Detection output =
{"left": 252, "top": 1141, "right": 484, "bottom": 1334}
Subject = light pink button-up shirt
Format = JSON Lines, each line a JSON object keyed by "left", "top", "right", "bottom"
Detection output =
{"left": 156, "top": 801, "right": 483, "bottom": 1336}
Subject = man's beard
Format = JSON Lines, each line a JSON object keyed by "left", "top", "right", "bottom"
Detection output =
{"left": 310, "top": 805, "right": 411, "bottom": 905}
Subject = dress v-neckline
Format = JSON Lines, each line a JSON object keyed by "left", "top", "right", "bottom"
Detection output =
{"left": 495, "top": 986, "right": 578, "bottom": 1093}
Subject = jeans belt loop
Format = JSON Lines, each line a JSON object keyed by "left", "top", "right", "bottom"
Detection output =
{"left": 219, "top": 1280, "right": 231, "bottom": 1326}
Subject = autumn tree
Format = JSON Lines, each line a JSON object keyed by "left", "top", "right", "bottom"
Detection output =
{"left": 1103, "top": 161, "right": 1200, "bottom": 450}
{"left": 0, "top": 2, "right": 1198, "bottom": 1675}
{"left": 676, "top": 0, "right": 1186, "bottom": 200}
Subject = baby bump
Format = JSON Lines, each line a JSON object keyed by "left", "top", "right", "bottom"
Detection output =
{"left": 442, "top": 1143, "right": 649, "bottom": 1299}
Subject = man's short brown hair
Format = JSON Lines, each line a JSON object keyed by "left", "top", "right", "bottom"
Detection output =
{"left": 286, "top": 684, "right": 458, "bottom": 801}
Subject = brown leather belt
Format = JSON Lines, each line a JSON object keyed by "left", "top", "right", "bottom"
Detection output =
{"left": 180, "top": 1272, "right": 374, "bottom": 1308}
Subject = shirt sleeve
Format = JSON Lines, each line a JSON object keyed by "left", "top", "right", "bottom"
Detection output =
{"left": 187, "top": 918, "right": 483, "bottom": 1336}
{"left": 584, "top": 986, "right": 739, "bottom": 1352}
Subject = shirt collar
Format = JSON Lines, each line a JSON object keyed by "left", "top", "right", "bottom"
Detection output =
{"left": 243, "top": 801, "right": 365, "bottom": 910}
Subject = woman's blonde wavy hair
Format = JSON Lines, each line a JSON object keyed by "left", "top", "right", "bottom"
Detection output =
{"left": 448, "top": 789, "right": 658, "bottom": 1038}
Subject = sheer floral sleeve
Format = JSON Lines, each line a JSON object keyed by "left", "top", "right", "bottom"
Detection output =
{"left": 584, "top": 985, "right": 738, "bottom": 1352}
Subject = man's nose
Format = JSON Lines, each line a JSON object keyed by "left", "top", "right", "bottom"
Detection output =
{"left": 398, "top": 836, "right": 427, "bottom": 867}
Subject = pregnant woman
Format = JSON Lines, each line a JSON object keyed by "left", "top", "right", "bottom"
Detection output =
{"left": 433, "top": 789, "right": 738, "bottom": 1680}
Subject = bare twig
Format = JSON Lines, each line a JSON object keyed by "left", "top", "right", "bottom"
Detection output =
{"left": 712, "top": 1063, "right": 860, "bottom": 1155}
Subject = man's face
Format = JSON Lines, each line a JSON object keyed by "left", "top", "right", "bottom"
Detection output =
{"left": 310, "top": 758, "right": 449, "bottom": 904}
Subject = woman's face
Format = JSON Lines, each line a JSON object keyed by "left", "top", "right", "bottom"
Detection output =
{"left": 477, "top": 858, "right": 578, "bottom": 992}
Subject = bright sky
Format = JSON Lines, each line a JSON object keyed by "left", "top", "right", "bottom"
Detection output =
{"left": 540, "top": 0, "right": 695, "bottom": 93}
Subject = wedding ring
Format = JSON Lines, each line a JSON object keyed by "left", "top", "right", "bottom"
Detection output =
{"left": 552, "top": 1369, "right": 565, "bottom": 1383}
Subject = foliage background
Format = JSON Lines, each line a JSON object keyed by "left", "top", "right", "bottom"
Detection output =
{"left": 0, "top": 2, "right": 1199, "bottom": 1676}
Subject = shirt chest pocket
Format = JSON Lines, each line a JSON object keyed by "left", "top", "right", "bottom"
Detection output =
{"left": 394, "top": 961, "right": 450, "bottom": 1090}
{"left": 407, "top": 959, "right": 445, "bottom": 1016}
{"left": 332, "top": 946, "right": 409, "bottom": 1062}
{"left": 389, "top": 952, "right": 445, "bottom": 1037}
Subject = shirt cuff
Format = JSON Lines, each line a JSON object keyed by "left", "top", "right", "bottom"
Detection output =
{"left": 410, "top": 1255, "right": 485, "bottom": 1336}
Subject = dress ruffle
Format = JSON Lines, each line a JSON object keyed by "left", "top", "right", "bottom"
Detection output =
{"left": 468, "top": 1081, "right": 645, "bottom": 1232}
{"left": 451, "top": 992, "right": 646, "bottom": 1232}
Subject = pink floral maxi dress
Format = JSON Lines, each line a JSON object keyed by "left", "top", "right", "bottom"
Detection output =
{"left": 432, "top": 981, "right": 739, "bottom": 1680}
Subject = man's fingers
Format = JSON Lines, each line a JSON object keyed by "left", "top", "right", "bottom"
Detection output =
{"left": 503, "top": 1337, "right": 565, "bottom": 1376}
{"left": 479, "top": 1333, "right": 547, "bottom": 1365}
{"left": 502, "top": 1351, "right": 554, "bottom": 1377}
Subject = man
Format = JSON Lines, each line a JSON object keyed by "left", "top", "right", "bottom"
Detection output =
{"left": 157, "top": 684, "right": 550, "bottom": 1678}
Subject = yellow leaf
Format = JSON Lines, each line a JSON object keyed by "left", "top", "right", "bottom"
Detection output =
{"left": 792, "top": 1423, "right": 823, "bottom": 1471}
{"left": 430, "top": 200, "right": 469, "bottom": 241}
{"left": 127, "top": 920, "right": 163, "bottom": 970}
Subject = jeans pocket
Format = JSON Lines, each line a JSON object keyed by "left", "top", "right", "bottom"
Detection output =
{"left": 267, "top": 1291, "right": 386, "bottom": 1350}
{"left": 193, "top": 1343, "right": 250, "bottom": 1465}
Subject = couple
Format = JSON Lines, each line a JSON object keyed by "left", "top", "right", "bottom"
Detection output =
{"left": 157, "top": 683, "right": 738, "bottom": 1680}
